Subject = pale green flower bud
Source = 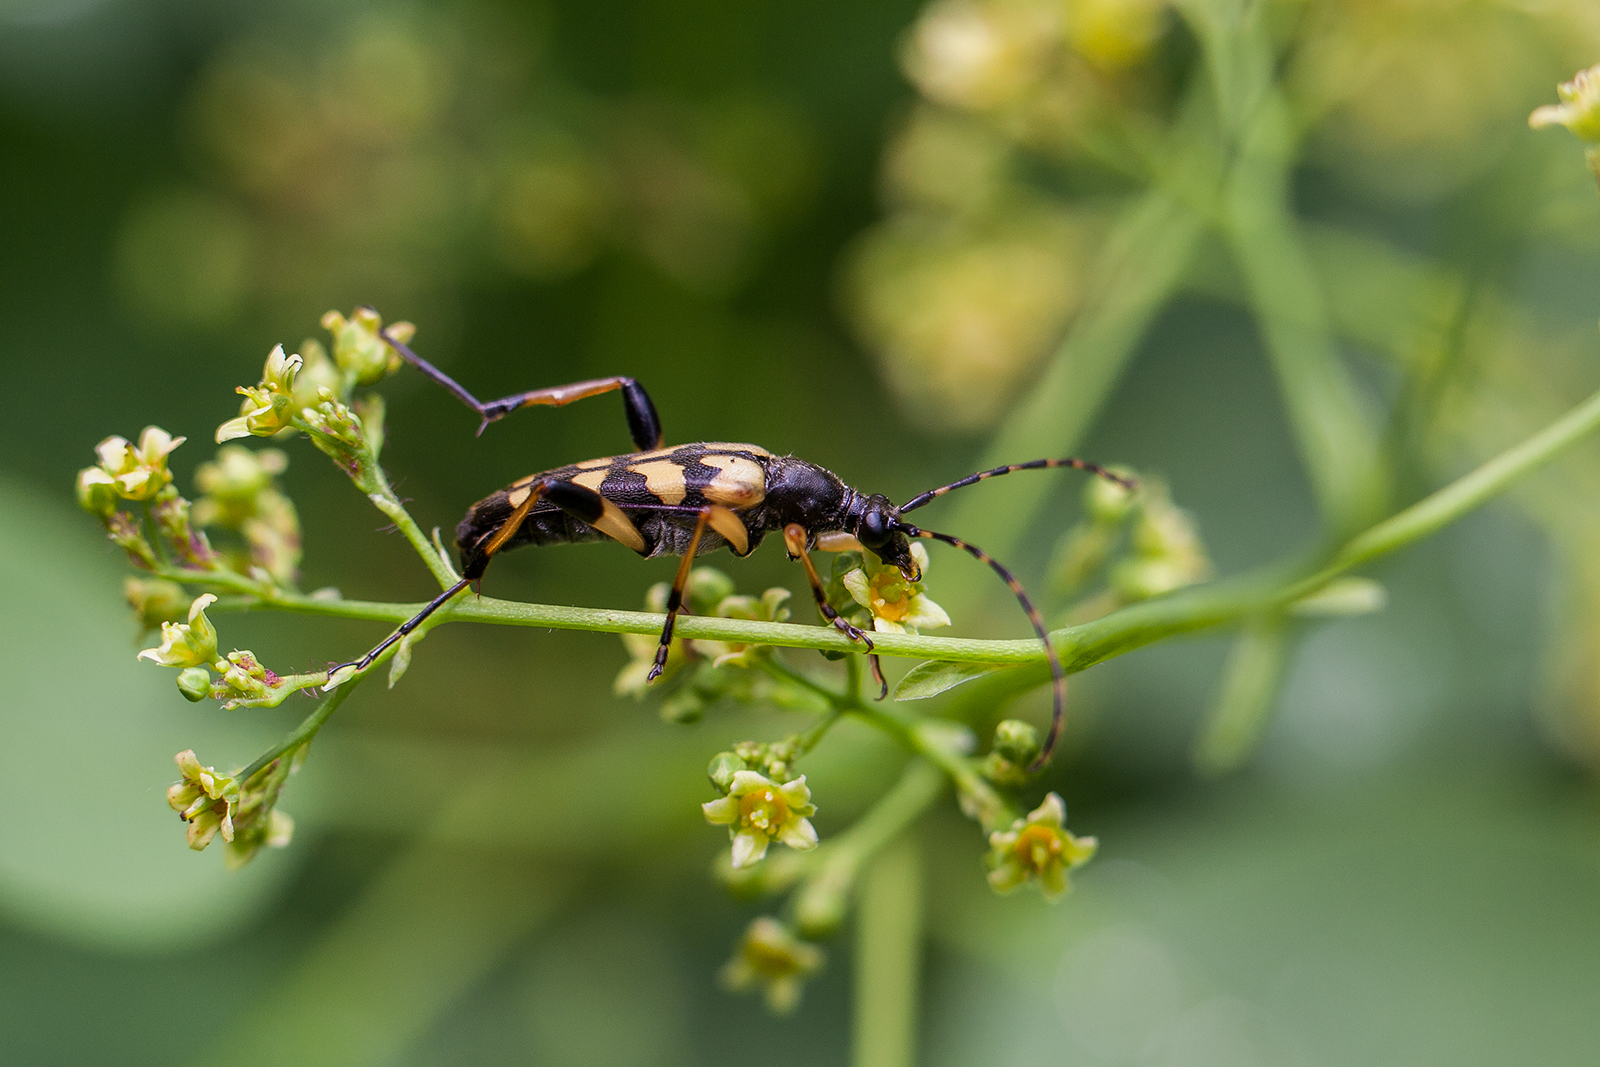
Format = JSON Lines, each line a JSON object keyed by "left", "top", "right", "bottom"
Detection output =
{"left": 322, "top": 307, "right": 407, "bottom": 385}
{"left": 707, "top": 751, "right": 746, "bottom": 793}
{"left": 1084, "top": 468, "right": 1137, "bottom": 524}
{"left": 76, "top": 467, "right": 119, "bottom": 518}
{"left": 137, "top": 594, "right": 219, "bottom": 668}
{"left": 992, "top": 719, "right": 1039, "bottom": 765}
{"left": 686, "top": 567, "right": 737, "bottom": 613}
{"left": 125, "top": 577, "right": 189, "bottom": 633}
{"left": 176, "top": 667, "right": 214, "bottom": 702}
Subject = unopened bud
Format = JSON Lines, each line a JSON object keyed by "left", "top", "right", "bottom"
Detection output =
{"left": 992, "top": 718, "right": 1040, "bottom": 765}
{"left": 708, "top": 750, "right": 746, "bottom": 793}
{"left": 176, "top": 667, "right": 213, "bottom": 702}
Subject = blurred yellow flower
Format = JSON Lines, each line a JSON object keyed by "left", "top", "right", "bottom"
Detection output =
{"left": 986, "top": 791, "right": 1096, "bottom": 897}
{"left": 93, "top": 426, "right": 185, "bottom": 501}
{"left": 1530, "top": 63, "right": 1600, "bottom": 142}
{"left": 719, "top": 917, "right": 825, "bottom": 1014}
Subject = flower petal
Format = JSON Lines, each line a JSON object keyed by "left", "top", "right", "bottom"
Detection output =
{"left": 904, "top": 594, "right": 951, "bottom": 630}
{"left": 701, "top": 796, "right": 738, "bottom": 825}
{"left": 987, "top": 859, "right": 1027, "bottom": 894}
{"left": 1028, "top": 792, "right": 1066, "bottom": 826}
{"left": 728, "top": 770, "right": 773, "bottom": 796}
{"left": 779, "top": 818, "right": 818, "bottom": 851}
{"left": 841, "top": 569, "right": 872, "bottom": 609}
{"left": 730, "top": 831, "right": 771, "bottom": 869}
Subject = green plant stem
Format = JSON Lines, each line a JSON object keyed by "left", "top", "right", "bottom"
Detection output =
{"left": 368, "top": 484, "right": 457, "bottom": 589}
{"left": 791, "top": 760, "right": 945, "bottom": 938}
{"left": 853, "top": 835, "right": 924, "bottom": 1067}
{"left": 237, "top": 673, "right": 364, "bottom": 783}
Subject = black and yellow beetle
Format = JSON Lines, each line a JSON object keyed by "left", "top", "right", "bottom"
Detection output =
{"left": 332, "top": 324, "right": 1133, "bottom": 768}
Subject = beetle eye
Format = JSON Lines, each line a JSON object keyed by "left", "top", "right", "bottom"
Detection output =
{"left": 860, "top": 507, "right": 889, "bottom": 547}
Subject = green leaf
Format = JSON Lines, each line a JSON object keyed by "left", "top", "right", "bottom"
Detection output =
{"left": 893, "top": 659, "right": 1008, "bottom": 701}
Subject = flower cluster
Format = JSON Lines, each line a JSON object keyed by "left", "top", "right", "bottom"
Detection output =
{"left": 1531, "top": 64, "right": 1600, "bottom": 185}
{"left": 167, "top": 750, "right": 239, "bottom": 851}
{"left": 615, "top": 568, "right": 798, "bottom": 723}
{"left": 77, "top": 427, "right": 217, "bottom": 570}
{"left": 979, "top": 718, "right": 1041, "bottom": 787}
{"left": 192, "top": 445, "right": 301, "bottom": 583}
{"left": 843, "top": 0, "right": 1177, "bottom": 431}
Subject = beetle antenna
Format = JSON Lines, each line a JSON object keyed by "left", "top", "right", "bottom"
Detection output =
{"left": 906, "top": 526, "right": 1066, "bottom": 771}
{"left": 900, "top": 458, "right": 1134, "bottom": 514}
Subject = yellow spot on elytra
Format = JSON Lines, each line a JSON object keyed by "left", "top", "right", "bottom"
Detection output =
{"left": 628, "top": 460, "right": 688, "bottom": 505}
{"left": 572, "top": 468, "right": 609, "bottom": 491}
{"left": 699, "top": 455, "right": 766, "bottom": 508}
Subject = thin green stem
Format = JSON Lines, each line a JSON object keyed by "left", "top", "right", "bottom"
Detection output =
{"left": 368, "top": 484, "right": 457, "bottom": 590}
{"left": 237, "top": 673, "right": 363, "bottom": 783}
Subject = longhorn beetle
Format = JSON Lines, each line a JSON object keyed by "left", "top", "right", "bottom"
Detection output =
{"left": 330, "top": 324, "right": 1135, "bottom": 769}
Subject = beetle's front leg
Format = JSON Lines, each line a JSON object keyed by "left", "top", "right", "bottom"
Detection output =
{"left": 783, "top": 524, "right": 889, "bottom": 700}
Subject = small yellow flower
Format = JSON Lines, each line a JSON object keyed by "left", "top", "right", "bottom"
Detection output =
{"left": 986, "top": 792, "right": 1096, "bottom": 898}
{"left": 719, "top": 917, "right": 825, "bottom": 1015}
{"left": 93, "top": 426, "right": 185, "bottom": 501}
{"left": 166, "top": 749, "right": 238, "bottom": 851}
{"left": 216, "top": 345, "right": 304, "bottom": 442}
{"left": 702, "top": 770, "right": 819, "bottom": 868}
{"left": 137, "top": 593, "right": 219, "bottom": 669}
{"left": 841, "top": 541, "right": 950, "bottom": 634}
{"left": 1530, "top": 64, "right": 1600, "bottom": 143}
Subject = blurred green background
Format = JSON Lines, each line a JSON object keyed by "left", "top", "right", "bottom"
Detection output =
{"left": 5, "top": 0, "right": 1600, "bottom": 1064}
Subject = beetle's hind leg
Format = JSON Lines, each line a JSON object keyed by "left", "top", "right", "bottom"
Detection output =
{"left": 782, "top": 524, "right": 889, "bottom": 700}
{"left": 375, "top": 318, "right": 663, "bottom": 449}
{"left": 332, "top": 478, "right": 652, "bottom": 686}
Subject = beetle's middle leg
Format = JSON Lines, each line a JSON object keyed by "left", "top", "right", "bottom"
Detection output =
{"left": 783, "top": 524, "right": 889, "bottom": 700}
{"left": 648, "top": 504, "right": 750, "bottom": 681}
